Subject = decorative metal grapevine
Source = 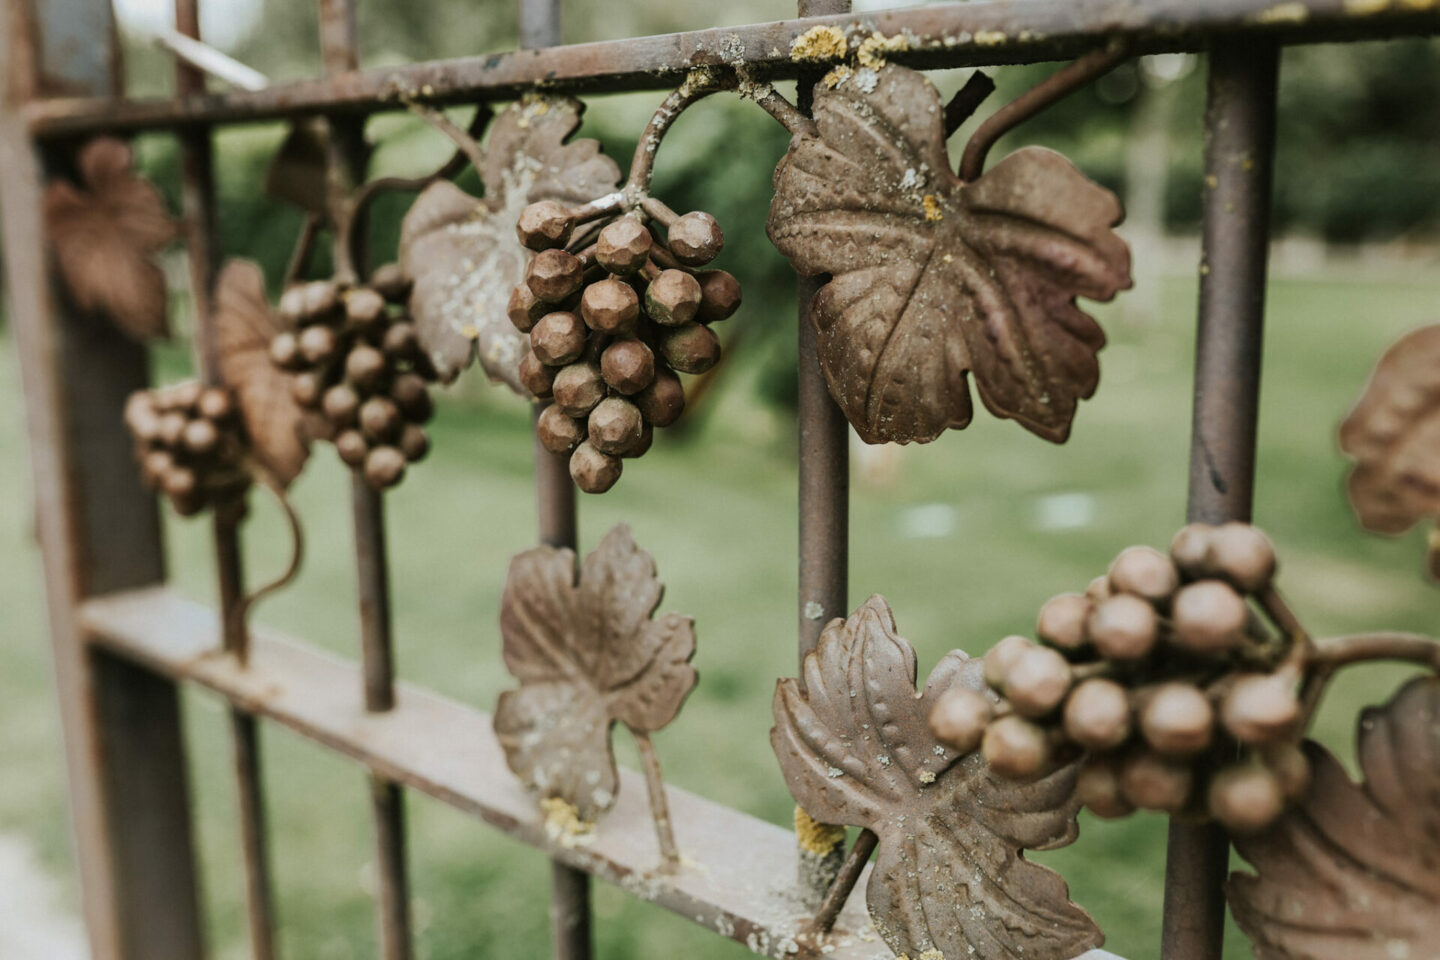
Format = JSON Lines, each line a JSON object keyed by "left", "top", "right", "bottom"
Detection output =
{"left": 1340, "top": 322, "right": 1440, "bottom": 582}
{"left": 44, "top": 137, "right": 176, "bottom": 342}
{"left": 493, "top": 524, "right": 697, "bottom": 867}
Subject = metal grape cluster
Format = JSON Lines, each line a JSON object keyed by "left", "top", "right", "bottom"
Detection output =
{"left": 269, "top": 264, "right": 437, "bottom": 490}
{"left": 510, "top": 197, "right": 741, "bottom": 493}
{"left": 930, "top": 523, "right": 1310, "bottom": 834}
{"left": 125, "top": 381, "right": 250, "bottom": 516}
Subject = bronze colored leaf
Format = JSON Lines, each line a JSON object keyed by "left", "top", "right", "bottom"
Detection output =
{"left": 767, "top": 66, "right": 1131, "bottom": 445}
{"left": 263, "top": 120, "right": 333, "bottom": 219}
{"left": 44, "top": 137, "right": 177, "bottom": 341}
{"left": 214, "top": 259, "right": 311, "bottom": 487}
{"left": 1227, "top": 676, "right": 1440, "bottom": 960}
{"left": 771, "top": 596, "right": 1101, "bottom": 960}
{"left": 1339, "top": 324, "right": 1440, "bottom": 538}
{"left": 494, "top": 524, "right": 696, "bottom": 819}
{"left": 399, "top": 96, "right": 621, "bottom": 389}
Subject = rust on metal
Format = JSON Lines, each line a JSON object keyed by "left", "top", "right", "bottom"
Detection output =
{"left": 1339, "top": 323, "right": 1440, "bottom": 580}
{"left": 23, "top": 1, "right": 1440, "bottom": 138}
{"left": 76, "top": 586, "right": 898, "bottom": 959}
{"left": 399, "top": 95, "right": 620, "bottom": 387}
{"left": 43, "top": 136, "right": 176, "bottom": 341}
{"left": 495, "top": 524, "right": 696, "bottom": 865}
{"left": 772, "top": 595, "right": 1100, "bottom": 960}
{"left": 214, "top": 260, "right": 315, "bottom": 486}
{"left": 768, "top": 64, "right": 1131, "bottom": 445}
{"left": 1227, "top": 676, "right": 1440, "bottom": 959}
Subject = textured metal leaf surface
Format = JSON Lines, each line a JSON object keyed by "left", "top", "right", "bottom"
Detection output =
{"left": 43, "top": 137, "right": 176, "bottom": 341}
{"left": 1227, "top": 676, "right": 1440, "bottom": 960}
{"left": 213, "top": 259, "right": 311, "bottom": 487}
{"left": 399, "top": 97, "right": 621, "bottom": 389}
{"left": 767, "top": 65, "right": 1131, "bottom": 445}
{"left": 1340, "top": 324, "right": 1440, "bottom": 535}
{"left": 494, "top": 524, "right": 696, "bottom": 819}
{"left": 771, "top": 595, "right": 1101, "bottom": 960}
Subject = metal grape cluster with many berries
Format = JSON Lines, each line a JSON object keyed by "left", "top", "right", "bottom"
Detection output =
{"left": 125, "top": 381, "right": 250, "bottom": 517}
{"left": 269, "top": 264, "right": 437, "bottom": 490}
{"left": 930, "top": 523, "right": 1313, "bottom": 835}
{"left": 510, "top": 197, "right": 741, "bottom": 493}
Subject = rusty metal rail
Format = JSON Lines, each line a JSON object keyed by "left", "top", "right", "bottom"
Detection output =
{"left": 24, "top": 0, "right": 1440, "bottom": 137}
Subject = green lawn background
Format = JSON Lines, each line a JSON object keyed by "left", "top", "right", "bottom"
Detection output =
{"left": 1, "top": 266, "right": 1436, "bottom": 959}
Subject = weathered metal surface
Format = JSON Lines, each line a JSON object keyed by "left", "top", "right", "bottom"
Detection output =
{"left": 768, "top": 64, "right": 1131, "bottom": 445}
{"left": 399, "top": 96, "right": 620, "bottom": 387}
{"left": 214, "top": 260, "right": 314, "bottom": 486}
{"left": 77, "top": 587, "right": 884, "bottom": 960}
{"left": 23, "top": 0, "right": 1440, "bottom": 138}
{"left": 1339, "top": 323, "right": 1440, "bottom": 579}
{"left": 1166, "top": 37, "right": 1279, "bottom": 960}
{"left": 1, "top": 3, "right": 203, "bottom": 956}
{"left": 494, "top": 525, "right": 696, "bottom": 829}
{"left": 1227, "top": 677, "right": 1440, "bottom": 960}
{"left": 43, "top": 137, "right": 176, "bottom": 341}
{"left": 772, "top": 596, "right": 1100, "bottom": 960}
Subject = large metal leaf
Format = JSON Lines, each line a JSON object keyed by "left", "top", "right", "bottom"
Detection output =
{"left": 493, "top": 524, "right": 696, "bottom": 819}
{"left": 771, "top": 596, "right": 1101, "bottom": 960}
{"left": 1227, "top": 676, "right": 1440, "bottom": 960}
{"left": 399, "top": 96, "right": 621, "bottom": 389}
{"left": 213, "top": 259, "right": 311, "bottom": 487}
{"left": 1340, "top": 324, "right": 1440, "bottom": 535}
{"left": 43, "top": 137, "right": 176, "bottom": 341}
{"left": 767, "top": 66, "right": 1131, "bottom": 445}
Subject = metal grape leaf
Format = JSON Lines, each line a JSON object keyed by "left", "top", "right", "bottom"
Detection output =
{"left": 263, "top": 119, "right": 333, "bottom": 219}
{"left": 1226, "top": 676, "right": 1440, "bottom": 960}
{"left": 1339, "top": 325, "right": 1440, "bottom": 555}
{"left": 771, "top": 595, "right": 1101, "bottom": 960}
{"left": 214, "top": 259, "right": 312, "bottom": 487}
{"left": 766, "top": 65, "right": 1131, "bottom": 445}
{"left": 399, "top": 96, "right": 621, "bottom": 389}
{"left": 43, "top": 137, "right": 176, "bottom": 341}
{"left": 493, "top": 524, "right": 696, "bottom": 819}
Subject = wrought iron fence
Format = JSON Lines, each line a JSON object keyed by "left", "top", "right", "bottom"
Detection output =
{"left": 3, "top": 2, "right": 1440, "bottom": 960}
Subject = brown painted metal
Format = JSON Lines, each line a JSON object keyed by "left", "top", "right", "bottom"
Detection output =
{"left": 173, "top": 8, "right": 281, "bottom": 949}
{"left": 769, "top": 64, "right": 1132, "bottom": 446}
{"left": 75, "top": 586, "right": 894, "bottom": 959}
{"left": 0, "top": 3, "right": 204, "bottom": 958}
{"left": 772, "top": 595, "right": 1099, "bottom": 960}
{"left": 1227, "top": 676, "right": 1440, "bottom": 958}
{"left": 1164, "top": 37, "right": 1279, "bottom": 960}
{"left": 23, "top": 0, "right": 1440, "bottom": 138}
{"left": 493, "top": 524, "right": 697, "bottom": 850}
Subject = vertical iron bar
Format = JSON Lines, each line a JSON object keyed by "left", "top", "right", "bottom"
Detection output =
{"left": 795, "top": 0, "right": 850, "bottom": 674}
{"left": 1, "top": 3, "right": 204, "bottom": 959}
{"left": 519, "top": 2, "right": 590, "bottom": 957}
{"left": 173, "top": 2, "right": 280, "bottom": 956}
{"left": 792, "top": 0, "right": 854, "bottom": 911}
{"left": 1164, "top": 37, "right": 1279, "bottom": 960}
{"left": 316, "top": 4, "right": 413, "bottom": 959}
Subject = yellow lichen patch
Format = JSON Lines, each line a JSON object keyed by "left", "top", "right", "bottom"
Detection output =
{"left": 1344, "top": 0, "right": 1390, "bottom": 12}
{"left": 922, "top": 195, "right": 943, "bottom": 222}
{"left": 917, "top": 951, "right": 945, "bottom": 960}
{"left": 856, "top": 31, "right": 910, "bottom": 70}
{"left": 790, "top": 25, "right": 848, "bottom": 62}
{"left": 514, "top": 94, "right": 553, "bottom": 129}
{"left": 1253, "top": 1, "right": 1309, "bottom": 23}
{"left": 540, "top": 797, "right": 595, "bottom": 848}
{"left": 822, "top": 65, "right": 852, "bottom": 89}
{"left": 918, "top": 769, "right": 937, "bottom": 784}
{"left": 974, "top": 30, "right": 1007, "bottom": 46}
{"left": 794, "top": 806, "right": 847, "bottom": 855}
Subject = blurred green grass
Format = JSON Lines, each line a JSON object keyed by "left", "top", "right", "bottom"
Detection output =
{"left": 1, "top": 266, "right": 1437, "bottom": 960}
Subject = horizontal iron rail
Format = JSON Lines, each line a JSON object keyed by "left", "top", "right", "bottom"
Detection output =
{"left": 79, "top": 587, "right": 1123, "bottom": 960}
{"left": 27, "top": 0, "right": 1440, "bottom": 138}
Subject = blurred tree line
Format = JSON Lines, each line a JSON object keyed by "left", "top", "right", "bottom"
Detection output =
{"left": 117, "top": 0, "right": 1440, "bottom": 412}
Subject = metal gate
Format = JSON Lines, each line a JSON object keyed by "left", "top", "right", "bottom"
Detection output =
{"left": 3, "top": 2, "right": 1439, "bottom": 960}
